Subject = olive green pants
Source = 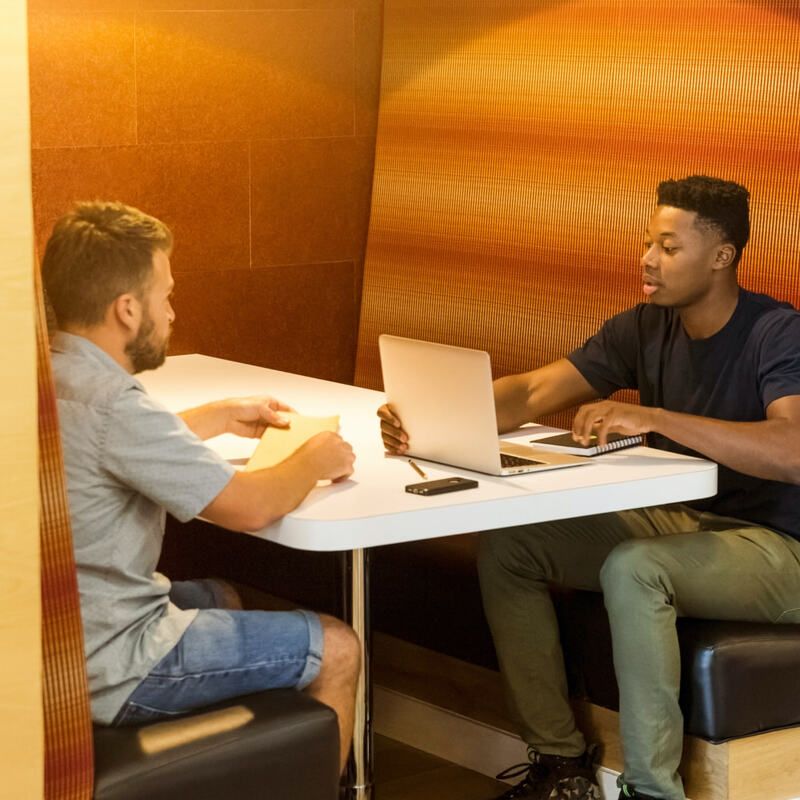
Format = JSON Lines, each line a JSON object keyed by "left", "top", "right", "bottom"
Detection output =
{"left": 477, "top": 504, "right": 800, "bottom": 799}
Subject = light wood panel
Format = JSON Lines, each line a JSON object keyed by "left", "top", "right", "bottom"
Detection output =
{"left": 375, "top": 734, "right": 507, "bottom": 800}
{"left": 374, "top": 632, "right": 511, "bottom": 732}
{"left": 727, "top": 727, "right": 800, "bottom": 800}
{"left": 0, "top": 1, "right": 42, "bottom": 797}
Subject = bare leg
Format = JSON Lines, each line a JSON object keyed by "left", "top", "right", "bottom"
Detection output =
{"left": 305, "top": 613, "right": 361, "bottom": 773}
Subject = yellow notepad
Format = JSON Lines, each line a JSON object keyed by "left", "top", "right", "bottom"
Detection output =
{"left": 244, "top": 413, "right": 340, "bottom": 471}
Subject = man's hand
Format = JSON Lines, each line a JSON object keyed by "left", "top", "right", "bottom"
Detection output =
{"left": 571, "top": 400, "right": 658, "bottom": 446}
{"left": 298, "top": 431, "right": 356, "bottom": 482}
{"left": 223, "top": 396, "right": 293, "bottom": 439}
{"left": 201, "top": 429, "right": 355, "bottom": 531}
{"left": 377, "top": 404, "right": 408, "bottom": 454}
{"left": 180, "top": 396, "right": 294, "bottom": 441}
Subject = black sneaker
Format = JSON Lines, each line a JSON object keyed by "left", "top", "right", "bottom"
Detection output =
{"left": 493, "top": 746, "right": 601, "bottom": 800}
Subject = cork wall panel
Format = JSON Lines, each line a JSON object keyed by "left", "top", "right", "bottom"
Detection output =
{"left": 32, "top": 146, "right": 140, "bottom": 255}
{"left": 354, "top": 0, "right": 800, "bottom": 425}
{"left": 29, "top": 0, "right": 382, "bottom": 381}
{"left": 136, "top": 10, "right": 354, "bottom": 143}
{"left": 168, "top": 263, "right": 358, "bottom": 382}
{"left": 31, "top": 142, "right": 250, "bottom": 273}
{"left": 28, "top": 0, "right": 131, "bottom": 8}
{"left": 27, "top": 0, "right": 376, "bottom": 18}
{"left": 251, "top": 137, "right": 375, "bottom": 267}
{"left": 28, "top": 12, "right": 137, "bottom": 148}
{"left": 135, "top": 0, "right": 374, "bottom": 9}
{"left": 355, "top": 3, "right": 384, "bottom": 138}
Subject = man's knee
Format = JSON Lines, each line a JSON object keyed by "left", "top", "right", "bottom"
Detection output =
{"left": 477, "top": 526, "right": 550, "bottom": 582}
{"left": 318, "top": 614, "right": 361, "bottom": 682}
{"left": 599, "top": 539, "right": 670, "bottom": 603}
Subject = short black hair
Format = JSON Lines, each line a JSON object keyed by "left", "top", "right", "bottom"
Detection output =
{"left": 656, "top": 175, "right": 750, "bottom": 267}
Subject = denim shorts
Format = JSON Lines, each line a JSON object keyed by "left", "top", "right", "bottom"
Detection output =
{"left": 113, "top": 579, "right": 324, "bottom": 726}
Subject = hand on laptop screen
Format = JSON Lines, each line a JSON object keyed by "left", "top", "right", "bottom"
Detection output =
{"left": 378, "top": 404, "right": 408, "bottom": 454}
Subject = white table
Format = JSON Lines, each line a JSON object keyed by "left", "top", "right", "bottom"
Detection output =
{"left": 141, "top": 354, "right": 718, "bottom": 799}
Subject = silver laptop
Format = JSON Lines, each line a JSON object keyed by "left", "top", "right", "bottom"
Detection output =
{"left": 378, "top": 335, "right": 591, "bottom": 476}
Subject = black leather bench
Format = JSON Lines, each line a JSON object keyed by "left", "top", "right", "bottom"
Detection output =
{"left": 93, "top": 689, "right": 340, "bottom": 800}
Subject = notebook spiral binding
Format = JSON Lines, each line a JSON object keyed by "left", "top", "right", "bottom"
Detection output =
{"left": 596, "top": 435, "right": 642, "bottom": 453}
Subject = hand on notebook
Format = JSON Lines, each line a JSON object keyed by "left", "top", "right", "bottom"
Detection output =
{"left": 223, "top": 395, "right": 294, "bottom": 439}
{"left": 377, "top": 403, "right": 409, "bottom": 454}
{"left": 572, "top": 400, "right": 657, "bottom": 447}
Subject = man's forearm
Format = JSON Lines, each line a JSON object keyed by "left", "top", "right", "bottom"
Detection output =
{"left": 652, "top": 409, "right": 800, "bottom": 485}
{"left": 494, "top": 374, "right": 533, "bottom": 433}
{"left": 200, "top": 433, "right": 353, "bottom": 532}
{"left": 178, "top": 401, "right": 229, "bottom": 440}
{"left": 494, "top": 359, "right": 600, "bottom": 434}
{"left": 199, "top": 458, "right": 318, "bottom": 533}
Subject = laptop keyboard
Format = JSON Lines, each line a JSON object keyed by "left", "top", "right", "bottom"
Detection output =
{"left": 501, "top": 453, "right": 545, "bottom": 468}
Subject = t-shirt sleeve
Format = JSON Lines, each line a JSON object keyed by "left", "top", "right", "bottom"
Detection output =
{"left": 102, "top": 387, "right": 236, "bottom": 522}
{"left": 566, "top": 307, "right": 641, "bottom": 396}
{"left": 757, "top": 311, "right": 800, "bottom": 409}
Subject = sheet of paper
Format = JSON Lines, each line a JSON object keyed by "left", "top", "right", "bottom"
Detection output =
{"left": 244, "top": 413, "right": 340, "bottom": 472}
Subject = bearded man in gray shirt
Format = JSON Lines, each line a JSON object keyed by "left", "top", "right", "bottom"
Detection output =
{"left": 43, "top": 200, "right": 359, "bottom": 774}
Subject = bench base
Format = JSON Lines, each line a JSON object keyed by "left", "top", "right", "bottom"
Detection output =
{"left": 574, "top": 700, "right": 800, "bottom": 800}
{"left": 374, "top": 633, "right": 800, "bottom": 800}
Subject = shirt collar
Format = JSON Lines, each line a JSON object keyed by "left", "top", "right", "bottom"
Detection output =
{"left": 51, "top": 331, "right": 145, "bottom": 391}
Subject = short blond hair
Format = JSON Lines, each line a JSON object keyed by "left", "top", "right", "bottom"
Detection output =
{"left": 42, "top": 201, "right": 173, "bottom": 328}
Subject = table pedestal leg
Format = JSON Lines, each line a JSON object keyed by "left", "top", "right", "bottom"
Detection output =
{"left": 342, "top": 548, "right": 373, "bottom": 799}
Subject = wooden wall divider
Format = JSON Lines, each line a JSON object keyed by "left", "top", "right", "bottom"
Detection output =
{"left": 0, "top": 0, "right": 41, "bottom": 796}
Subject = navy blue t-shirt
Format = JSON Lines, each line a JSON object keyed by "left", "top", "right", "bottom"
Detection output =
{"left": 567, "top": 289, "right": 800, "bottom": 540}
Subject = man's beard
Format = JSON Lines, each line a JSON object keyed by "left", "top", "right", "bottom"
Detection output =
{"left": 125, "top": 310, "right": 169, "bottom": 373}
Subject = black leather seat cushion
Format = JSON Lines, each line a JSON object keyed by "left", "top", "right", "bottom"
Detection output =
{"left": 555, "top": 588, "right": 800, "bottom": 741}
{"left": 676, "top": 617, "right": 800, "bottom": 741}
{"left": 93, "top": 690, "right": 339, "bottom": 800}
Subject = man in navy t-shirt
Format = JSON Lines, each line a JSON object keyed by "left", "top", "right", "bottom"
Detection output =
{"left": 378, "top": 176, "right": 800, "bottom": 800}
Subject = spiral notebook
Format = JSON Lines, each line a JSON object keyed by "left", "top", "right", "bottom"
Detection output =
{"left": 529, "top": 431, "right": 643, "bottom": 457}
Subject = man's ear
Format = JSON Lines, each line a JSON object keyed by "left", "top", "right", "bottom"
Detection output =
{"left": 713, "top": 242, "right": 737, "bottom": 270}
{"left": 109, "top": 293, "right": 142, "bottom": 333}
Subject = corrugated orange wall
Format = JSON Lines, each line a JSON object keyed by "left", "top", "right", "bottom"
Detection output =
{"left": 28, "top": 0, "right": 383, "bottom": 383}
{"left": 355, "top": 0, "right": 800, "bottom": 427}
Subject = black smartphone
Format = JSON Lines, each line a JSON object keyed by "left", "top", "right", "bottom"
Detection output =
{"left": 405, "top": 477, "right": 479, "bottom": 495}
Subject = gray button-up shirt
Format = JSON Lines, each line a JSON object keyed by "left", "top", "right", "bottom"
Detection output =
{"left": 52, "top": 333, "right": 235, "bottom": 724}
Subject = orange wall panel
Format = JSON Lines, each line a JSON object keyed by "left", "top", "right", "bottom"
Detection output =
{"left": 28, "top": 12, "right": 136, "bottom": 149}
{"left": 29, "top": 0, "right": 382, "bottom": 383}
{"left": 32, "top": 142, "right": 251, "bottom": 273}
{"left": 251, "top": 137, "right": 375, "bottom": 267}
{"left": 136, "top": 10, "right": 355, "bottom": 143}
{"left": 168, "top": 263, "right": 358, "bottom": 381}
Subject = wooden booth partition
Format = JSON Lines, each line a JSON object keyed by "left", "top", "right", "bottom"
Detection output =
{"left": 354, "top": 0, "right": 800, "bottom": 426}
{"left": 0, "top": 0, "right": 42, "bottom": 797}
